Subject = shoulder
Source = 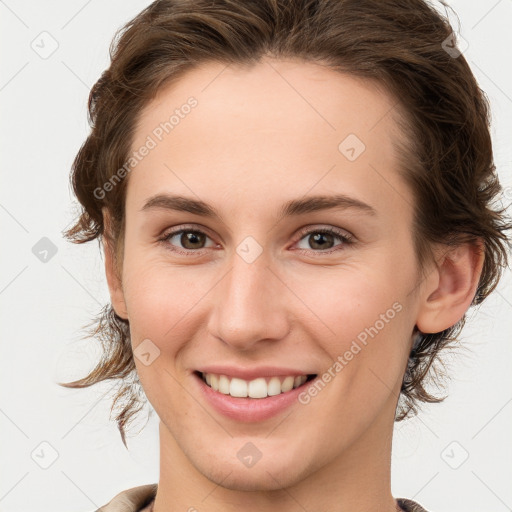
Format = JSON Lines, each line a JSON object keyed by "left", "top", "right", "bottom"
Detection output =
{"left": 94, "top": 486, "right": 428, "bottom": 512}
{"left": 95, "top": 484, "right": 157, "bottom": 512}
{"left": 397, "top": 497, "right": 431, "bottom": 512}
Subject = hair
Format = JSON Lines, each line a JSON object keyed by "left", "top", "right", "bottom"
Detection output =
{"left": 60, "top": 0, "right": 512, "bottom": 447}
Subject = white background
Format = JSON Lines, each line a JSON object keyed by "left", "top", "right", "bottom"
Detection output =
{"left": 0, "top": 1, "right": 511, "bottom": 511}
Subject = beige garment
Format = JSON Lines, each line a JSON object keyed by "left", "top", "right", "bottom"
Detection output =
{"left": 96, "top": 484, "right": 157, "bottom": 512}
{"left": 95, "top": 483, "right": 430, "bottom": 512}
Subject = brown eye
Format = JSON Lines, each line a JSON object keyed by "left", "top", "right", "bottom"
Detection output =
{"left": 180, "top": 231, "right": 207, "bottom": 249}
{"left": 307, "top": 232, "right": 336, "bottom": 250}
{"left": 160, "top": 227, "right": 216, "bottom": 255}
{"left": 295, "top": 227, "right": 353, "bottom": 253}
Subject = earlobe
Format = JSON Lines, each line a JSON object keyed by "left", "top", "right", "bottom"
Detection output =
{"left": 102, "top": 208, "right": 129, "bottom": 320}
{"left": 415, "top": 240, "right": 485, "bottom": 334}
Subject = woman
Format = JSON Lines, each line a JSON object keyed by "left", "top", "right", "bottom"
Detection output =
{"left": 60, "top": 0, "right": 511, "bottom": 511}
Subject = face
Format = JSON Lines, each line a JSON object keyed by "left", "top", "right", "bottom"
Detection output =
{"left": 109, "top": 58, "right": 426, "bottom": 490}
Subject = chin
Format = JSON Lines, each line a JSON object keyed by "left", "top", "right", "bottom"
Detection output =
{"left": 191, "top": 452, "right": 308, "bottom": 492}
{"left": 206, "top": 465, "right": 300, "bottom": 492}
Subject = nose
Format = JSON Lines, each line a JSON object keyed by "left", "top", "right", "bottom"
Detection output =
{"left": 207, "top": 248, "right": 290, "bottom": 351}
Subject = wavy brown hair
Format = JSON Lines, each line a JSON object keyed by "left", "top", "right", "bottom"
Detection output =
{"left": 59, "top": 0, "right": 512, "bottom": 447}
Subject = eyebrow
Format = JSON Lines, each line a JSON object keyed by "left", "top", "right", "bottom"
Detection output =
{"left": 140, "top": 193, "right": 377, "bottom": 220}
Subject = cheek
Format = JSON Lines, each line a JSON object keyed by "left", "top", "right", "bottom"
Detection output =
{"left": 122, "top": 260, "right": 200, "bottom": 420}
{"left": 290, "top": 263, "right": 408, "bottom": 341}
{"left": 294, "top": 260, "right": 414, "bottom": 394}
{"left": 121, "top": 250, "right": 208, "bottom": 337}
{"left": 303, "top": 273, "right": 412, "bottom": 431}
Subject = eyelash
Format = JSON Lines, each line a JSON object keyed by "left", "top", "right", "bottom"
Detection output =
{"left": 157, "top": 224, "right": 354, "bottom": 257}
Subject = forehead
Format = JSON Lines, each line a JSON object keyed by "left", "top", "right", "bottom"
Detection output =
{"left": 127, "top": 57, "right": 410, "bottom": 217}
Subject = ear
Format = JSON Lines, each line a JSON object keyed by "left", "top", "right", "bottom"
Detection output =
{"left": 102, "top": 208, "right": 129, "bottom": 320}
{"left": 415, "top": 240, "right": 485, "bottom": 334}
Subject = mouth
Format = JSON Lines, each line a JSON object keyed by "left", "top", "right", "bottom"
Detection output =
{"left": 194, "top": 370, "right": 317, "bottom": 399}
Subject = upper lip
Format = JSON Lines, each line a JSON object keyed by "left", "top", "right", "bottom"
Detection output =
{"left": 195, "top": 365, "right": 315, "bottom": 381}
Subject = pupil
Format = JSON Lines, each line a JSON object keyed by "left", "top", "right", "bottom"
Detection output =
{"left": 310, "top": 232, "right": 333, "bottom": 250}
{"left": 182, "top": 231, "right": 204, "bottom": 249}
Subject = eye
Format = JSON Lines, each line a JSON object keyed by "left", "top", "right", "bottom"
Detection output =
{"left": 158, "top": 226, "right": 217, "bottom": 256}
{"left": 293, "top": 226, "right": 354, "bottom": 254}
{"left": 158, "top": 224, "right": 354, "bottom": 256}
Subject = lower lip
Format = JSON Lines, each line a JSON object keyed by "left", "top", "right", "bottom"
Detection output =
{"left": 193, "top": 372, "right": 316, "bottom": 422}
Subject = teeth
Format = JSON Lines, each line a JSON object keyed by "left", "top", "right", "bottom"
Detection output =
{"left": 230, "top": 377, "right": 247, "bottom": 397}
{"left": 267, "top": 377, "right": 282, "bottom": 396}
{"left": 219, "top": 375, "right": 230, "bottom": 394}
{"left": 201, "top": 372, "right": 308, "bottom": 398}
{"left": 248, "top": 377, "right": 267, "bottom": 398}
{"left": 281, "top": 376, "right": 294, "bottom": 392}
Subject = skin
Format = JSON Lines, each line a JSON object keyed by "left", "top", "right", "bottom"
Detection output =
{"left": 103, "top": 58, "right": 484, "bottom": 512}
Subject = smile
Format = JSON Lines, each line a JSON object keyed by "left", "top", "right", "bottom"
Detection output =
{"left": 192, "top": 364, "right": 320, "bottom": 421}
{"left": 199, "top": 371, "right": 316, "bottom": 399}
